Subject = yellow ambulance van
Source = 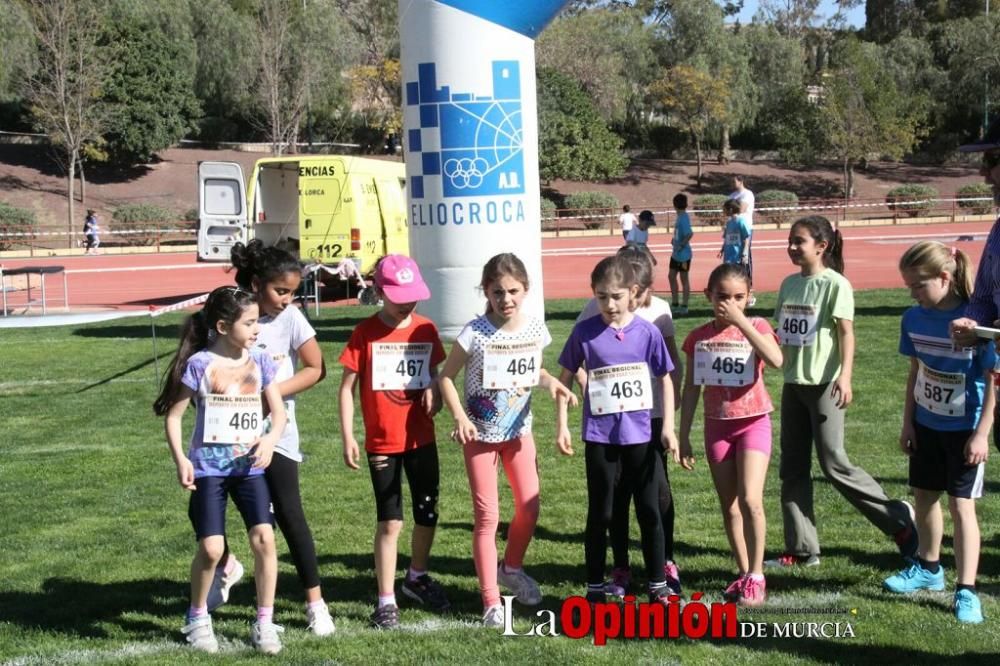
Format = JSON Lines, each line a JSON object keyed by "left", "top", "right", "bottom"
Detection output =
{"left": 196, "top": 156, "right": 408, "bottom": 275}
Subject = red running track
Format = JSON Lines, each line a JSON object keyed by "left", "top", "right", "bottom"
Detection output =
{"left": 0, "top": 221, "right": 991, "bottom": 311}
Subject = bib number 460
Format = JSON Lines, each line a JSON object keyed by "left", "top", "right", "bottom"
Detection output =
{"left": 610, "top": 380, "right": 644, "bottom": 399}
{"left": 782, "top": 318, "right": 809, "bottom": 336}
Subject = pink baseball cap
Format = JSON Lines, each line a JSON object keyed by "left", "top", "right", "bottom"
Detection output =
{"left": 374, "top": 254, "right": 431, "bottom": 303}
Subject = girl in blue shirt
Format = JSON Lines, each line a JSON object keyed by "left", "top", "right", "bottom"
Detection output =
{"left": 886, "top": 241, "right": 995, "bottom": 625}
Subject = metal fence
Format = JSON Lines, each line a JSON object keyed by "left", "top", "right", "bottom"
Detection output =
{"left": 542, "top": 194, "right": 996, "bottom": 237}
{"left": 0, "top": 222, "right": 197, "bottom": 256}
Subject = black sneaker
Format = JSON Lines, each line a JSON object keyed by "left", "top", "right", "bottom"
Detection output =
{"left": 370, "top": 604, "right": 400, "bottom": 629}
{"left": 585, "top": 588, "right": 606, "bottom": 605}
{"left": 401, "top": 574, "right": 451, "bottom": 613}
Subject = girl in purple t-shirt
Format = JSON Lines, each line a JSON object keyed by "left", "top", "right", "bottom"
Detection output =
{"left": 153, "top": 286, "right": 286, "bottom": 655}
{"left": 557, "top": 254, "right": 678, "bottom": 606}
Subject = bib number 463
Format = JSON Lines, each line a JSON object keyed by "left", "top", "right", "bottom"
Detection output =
{"left": 610, "top": 380, "right": 644, "bottom": 399}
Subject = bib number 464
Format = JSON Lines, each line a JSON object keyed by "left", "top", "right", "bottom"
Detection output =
{"left": 507, "top": 357, "right": 535, "bottom": 376}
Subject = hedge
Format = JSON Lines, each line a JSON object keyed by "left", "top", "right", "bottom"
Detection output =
{"left": 956, "top": 183, "right": 993, "bottom": 216}
{"left": 540, "top": 197, "right": 558, "bottom": 222}
{"left": 112, "top": 203, "right": 176, "bottom": 246}
{"left": 755, "top": 190, "right": 799, "bottom": 227}
{"left": 563, "top": 191, "right": 619, "bottom": 229}
{"left": 693, "top": 194, "right": 729, "bottom": 225}
{"left": 0, "top": 202, "right": 37, "bottom": 251}
{"left": 886, "top": 184, "right": 937, "bottom": 218}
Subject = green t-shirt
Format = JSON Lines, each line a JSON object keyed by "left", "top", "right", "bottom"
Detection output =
{"left": 774, "top": 268, "right": 854, "bottom": 385}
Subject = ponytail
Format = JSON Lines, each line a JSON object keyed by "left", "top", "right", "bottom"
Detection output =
{"left": 791, "top": 216, "right": 845, "bottom": 274}
{"left": 152, "top": 286, "right": 257, "bottom": 416}
{"left": 153, "top": 312, "right": 210, "bottom": 416}
{"left": 898, "top": 241, "right": 975, "bottom": 302}
{"left": 230, "top": 239, "right": 301, "bottom": 292}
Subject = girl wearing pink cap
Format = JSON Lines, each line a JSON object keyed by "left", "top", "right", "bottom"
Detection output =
{"left": 338, "top": 254, "right": 450, "bottom": 629}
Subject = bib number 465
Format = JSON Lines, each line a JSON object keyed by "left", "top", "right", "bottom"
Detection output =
{"left": 711, "top": 357, "right": 746, "bottom": 374}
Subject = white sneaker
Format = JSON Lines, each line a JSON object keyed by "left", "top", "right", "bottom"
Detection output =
{"left": 207, "top": 556, "right": 245, "bottom": 612}
{"left": 482, "top": 604, "right": 504, "bottom": 628}
{"left": 497, "top": 563, "right": 542, "bottom": 606}
{"left": 181, "top": 615, "right": 218, "bottom": 653}
{"left": 250, "top": 621, "right": 284, "bottom": 655}
{"left": 306, "top": 602, "right": 336, "bottom": 637}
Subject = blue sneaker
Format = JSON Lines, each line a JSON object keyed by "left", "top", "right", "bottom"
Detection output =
{"left": 954, "top": 589, "right": 984, "bottom": 624}
{"left": 883, "top": 561, "right": 945, "bottom": 594}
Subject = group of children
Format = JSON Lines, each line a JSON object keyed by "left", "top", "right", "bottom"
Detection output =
{"left": 155, "top": 214, "right": 994, "bottom": 653}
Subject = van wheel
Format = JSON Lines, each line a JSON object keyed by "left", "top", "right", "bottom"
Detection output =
{"left": 358, "top": 286, "right": 382, "bottom": 306}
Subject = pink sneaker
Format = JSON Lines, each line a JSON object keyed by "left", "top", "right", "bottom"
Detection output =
{"left": 722, "top": 575, "right": 745, "bottom": 602}
{"left": 664, "top": 561, "right": 682, "bottom": 596}
{"left": 740, "top": 575, "right": 767, "bottom": 607}
{"left": 604, "top": 566, "right": 631, "bottom": 598}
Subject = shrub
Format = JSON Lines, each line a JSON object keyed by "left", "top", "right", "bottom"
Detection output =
{"left": 886, "top": 184, "right": 937, "bottom": 218}
{"left": 540, "top": 197, "right": 558, "bottom": 222}
{"left": 0, "top": 202, "right": 36, "bottom": 251}
{"left": 693, "top": 194, "right": 729, "bottom": 225}
{"left": 956, "top": 183, "right": 994, "bottom": 216}
{"left": 756, "top": 190, "right": 799, "bottom": 227}
{"left": 112, "top": 203, "right": 175, "bottom": 246}
{"left": 182, "top": 207, "right": 199, "bottom": 223}
{"left": 563, "top": 191, "right": 619, "bottom": 230}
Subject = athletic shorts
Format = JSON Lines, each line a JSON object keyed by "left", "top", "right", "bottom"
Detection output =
{"left": 669, "top": 257, "right": 691, "bottom": 273}
{"left": 704, "top": 413, "right": 772, "bottom": 464}
{"left": 367, "top": 443, "right": 440, "bottom": 526}
{"left": 188, "top": 474, "right": 273, "bottom": 540}
{"left": 909, "top": 422, "right": 985, "bottom": 499}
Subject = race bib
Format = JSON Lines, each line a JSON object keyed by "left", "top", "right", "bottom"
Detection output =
{"left": 914, "top": 361, "right": 966, "bottom": 417}
{"left": 204, "top": 394, "right": 263, "bottom": 443}
{"left": 588, "top": 363, "right": 652, "bottom": 414}
{"left": 778, "top": 304, "right": 819, "bottom": 346}
{"left": 725, "top": 232, "right": 742, "bottom": 246}
{"left": 694, "top": 340, "right": 756, "bottom": 387}
{"left": 372, "top": 343, "right": 433, "bottom": 391}
{"left": 483, "top": 340, "right": 542, "bottom": 389}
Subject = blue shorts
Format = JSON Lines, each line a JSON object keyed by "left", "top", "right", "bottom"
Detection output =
{"left": 188, "top": 474, "right": 273, "bottom": 540}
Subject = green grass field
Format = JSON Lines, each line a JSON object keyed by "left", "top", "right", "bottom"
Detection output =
{"left": 2, "top": 289, "right": 998, "bottom": 664}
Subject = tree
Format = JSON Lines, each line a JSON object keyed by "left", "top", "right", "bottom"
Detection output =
{"left": 189, "top": 0, "right": 256, "bottom": 141}
{"left": 0, "top": 0, "right": 36, "bottom": 102}
{"left": 537, "top": 8, "right": 657, "bottom": 123}
{"left": 254, "top": 0, "right": 354, "bottom": 155}
{"left": 819, "top": 37, "right": 926, "bottom": 197}
{"left": 101, "top": 1, "right": 201, "bottom": 164}
{"left": 24, "top": 0, "right": 111, "bottom": 247}
{"left": 649, "top": 65, "right": 729, "bottom": 186}
{"left": 537, "top": 68, "right": 627, "bottom": 182}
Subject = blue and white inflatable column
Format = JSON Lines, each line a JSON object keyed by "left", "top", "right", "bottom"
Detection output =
{"left": 399, "top": 0, "right": 569, "bottom": 338}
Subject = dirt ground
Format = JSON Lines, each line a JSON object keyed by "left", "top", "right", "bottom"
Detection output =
{"left": 0, "top": 143, "right": 987, "bottom": 230}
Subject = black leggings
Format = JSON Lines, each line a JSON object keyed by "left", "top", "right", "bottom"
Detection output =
{"left": 218, "top": 452, "right": 322, "bottom": 591}
{"left": 585, "top": 441, "right": 664, "bottom": 586}
{"left": 367, "top": 444, "right": 440, "bottom": 526}
{"left": 610, "top": 418, "right": 674, "bottom": 568}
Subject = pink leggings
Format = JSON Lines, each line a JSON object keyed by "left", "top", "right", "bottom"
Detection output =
{"left": 463, "top": 433, "right": 540, "bottom": 608}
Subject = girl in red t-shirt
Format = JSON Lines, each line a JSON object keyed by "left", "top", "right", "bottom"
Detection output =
{"left": 679, "top": 263, "right": 782, "bottom": 607}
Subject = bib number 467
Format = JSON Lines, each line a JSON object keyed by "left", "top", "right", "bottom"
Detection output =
{"left": 396, "top": 359, "right": 425, "bottom": 377}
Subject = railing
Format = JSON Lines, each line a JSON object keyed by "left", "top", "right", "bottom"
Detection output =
{"left": 0, "top": 222, "right": 197, "bottom": 256}
{"left": 541, "top": 195, "right": 996, "bottom": 237}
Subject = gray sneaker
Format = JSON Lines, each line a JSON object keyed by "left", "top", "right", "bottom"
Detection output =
{"left": 497, "top": 564, "right": 542, "bottom": 606}
{"left": 181, "top": 615, "right": 218, "bottom": 653}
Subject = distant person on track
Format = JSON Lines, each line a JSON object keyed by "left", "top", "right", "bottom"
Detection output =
{"left": 619, "top": 205, "right": 638, "bottom": 241}
{"left": 626, "top": 210, "right": 657, "bottom": 264}
{"left": 669, "top": 193, "right": 693, "bottom": 316}
{"left": 728, "top": 176, "right": 755, "bottom": 305}
{"left": 83, "top": 209, "right": 100, "bottom": 254}
{"left": 949, "top": 116, "right": 1000, "bottom": 456}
